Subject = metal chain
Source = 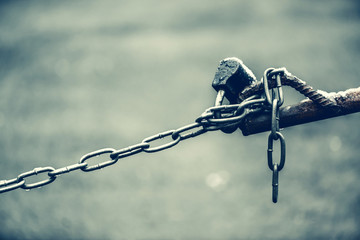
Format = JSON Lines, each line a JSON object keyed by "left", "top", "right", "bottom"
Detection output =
{"left": 0, "top": 95, "right": 265, "bottom": 194}
{"left": 1, "top": 66, "right": 335, "bottom": 198}
{"left": 263, "top": 68, "right": 286, "bottom": 203}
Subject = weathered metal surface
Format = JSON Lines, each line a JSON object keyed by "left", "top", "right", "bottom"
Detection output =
{"left": 239, "top": 87, "right": 360, "bottom": 136}
{"left": 212, "top": 57, "right": 257, "bottom": 133}
{"left": 239, "top": 73, "right": 336, "bottom": 107}
{"left": 212, "top": 57, "right": 257, "bottom": 104}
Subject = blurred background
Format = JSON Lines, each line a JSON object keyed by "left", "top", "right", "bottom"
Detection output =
{"left": 0, "top": 0, "right": 360, "bottom": 239}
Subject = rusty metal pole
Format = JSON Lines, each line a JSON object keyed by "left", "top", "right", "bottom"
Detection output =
{"left": 239, "top": 87, "right": 360, "bottom": 136}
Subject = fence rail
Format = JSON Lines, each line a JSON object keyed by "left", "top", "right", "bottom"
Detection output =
{"left": 239, "top": 87, "right": 360, "bottom": 136}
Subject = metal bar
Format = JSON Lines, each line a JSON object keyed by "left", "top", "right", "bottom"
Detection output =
{"left": 239, "top": 87, "right": 360, "bottom": 136}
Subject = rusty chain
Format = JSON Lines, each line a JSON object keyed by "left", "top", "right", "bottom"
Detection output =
{"left": 0, "top": 67, "right": 334, "bottom": 196}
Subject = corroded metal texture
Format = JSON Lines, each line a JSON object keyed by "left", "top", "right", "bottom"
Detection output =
{"left": 239, "top": 72, "right": 336, "bottom": 107}
{"left": 240, "top": 87, "right": 360, "bottom": 136}
{"left": 212, "top": 57, "right": 257, "bottom": 104}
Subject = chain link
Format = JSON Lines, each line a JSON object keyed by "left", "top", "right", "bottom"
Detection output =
{"left": 263, "top": 68, "right": 287, "bottom": 203}
{"left": 267, "top": 132, "right": 286, "bottom": 171}
{"left": 79, "top": 148, "right": 117, "bottom": 172}
{"left": 110, "top": 143, "right": 150, "bottom": 160}
{"left": 263, "top": 68, "right": 284, "bottom": 106}
{"left": 0, "top": 178, "right": 25, "bottom": 193}
{"left": 171, "top": 123, "right": 206, "bottom": 141}
{"left": 272, "top": 164, "right": 279, "bottom": 203}
{"left": 48, "top": 162, "right": 88, "bottom": 177}
{"left": 270, "top": 99, "right": 280, "bottom": 139}
{"left": 18, "top": 167, "right": 57, "bottom": 189}
{"left": 0, "top": 93, "right": 264, "bottom": 194}
{"left": 142, "top": 130, "right": 181, "bottom": 153}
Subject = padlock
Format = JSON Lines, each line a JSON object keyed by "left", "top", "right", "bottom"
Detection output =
{"left": 212, "top": 57, "right": 257, "bottom": 105}
{"left": 212, "top": 57, "right": 257, "bottom": 133}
